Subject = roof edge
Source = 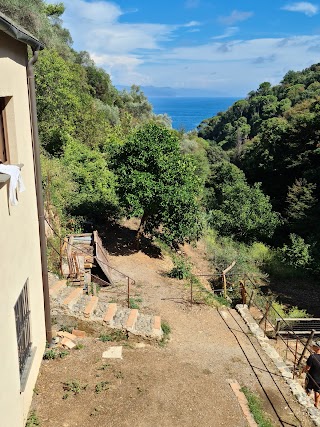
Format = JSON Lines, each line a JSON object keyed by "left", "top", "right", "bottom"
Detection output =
{"left": 0, "top": 12, "right": 44, "bottom": 50}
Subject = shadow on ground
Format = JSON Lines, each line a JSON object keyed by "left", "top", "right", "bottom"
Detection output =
{"left": 269, "top": 278, "right": 320, "bottom": 317}
{"left": 98, "top": 222, "right": 162, "bottom": 259}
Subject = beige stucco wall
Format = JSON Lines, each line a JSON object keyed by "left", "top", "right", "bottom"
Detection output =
{"left": 0, "top": 32, "right": 46, "bottom": 427}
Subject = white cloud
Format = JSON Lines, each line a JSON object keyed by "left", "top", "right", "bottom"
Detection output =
{"left": 61, "top": 0, "right": 320, "bottom": 95}
{"left": 218, "top": 10, "right": 254, "bottom": 26}
{"left": 282, "top": 2, "right": 318, "bottom": 16}
{"left": 63, "top": 0, "right": 175, "bottom": 54}
{"left": 141, "top": 35, "right": 320, "bottom": 95}
{"left": 184, "top": 21, "right": 201, "bottom": 27}
{"left": 212, "top": 27, "right": 239, "bottom": 40}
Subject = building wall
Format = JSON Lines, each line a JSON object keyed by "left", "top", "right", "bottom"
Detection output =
{"left": 0, "top": 32, "right": 46, "bottom": 427}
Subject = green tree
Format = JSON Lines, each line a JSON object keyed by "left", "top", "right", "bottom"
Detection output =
{"left": 112, "top": 123, "right": 203, "bottom": 244}
{"left": 286, "top": 178, "right": 317, "bottom": 221}
{"left": 206, "top": 161, "right": 280, "bottom": 242}
{"left": 280, "top": 234, "right": 312, "bottom": 268}
{"left": 62, "top": 138, "right": 118, "bottom": 219}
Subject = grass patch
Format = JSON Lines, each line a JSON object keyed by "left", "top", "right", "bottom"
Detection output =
{"left": 98, "top": 363, "right": 110, "bottom": 371}
{"left": 99, "top": 330, "right": 127, "bottom": 342}
{"left": 129, "top": 298, "right": 140, "bottom": 309}
{"left": 95, "top": 381, "right": 109, "bottom": 393}
{"left": 241, "top": 387, "right": 275, "bottom": 427}
{"left": 25, "top": 410, "right": 40, "bottom": 427}
{"left": 62, "top": 380, "right": 88, "bottom": 395}
{"left": 159, "top": 321, "right": 171, "bottom": 347}
{"left": 74, "top": 343, "right": 84, "bottom": 350}
{"left": 43, "top": 349, "right": 69, "bottom": 360}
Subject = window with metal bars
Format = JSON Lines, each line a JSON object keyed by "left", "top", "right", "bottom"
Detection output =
{"left": 0, "top": 97, "right": 9, "bottom": 164}
{"left": 14, "top": 281, "right": 32, "bottom": 377}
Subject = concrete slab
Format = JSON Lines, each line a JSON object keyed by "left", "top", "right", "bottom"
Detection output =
{"left": 102, "top": 346, "right": 123, "bottom": 359}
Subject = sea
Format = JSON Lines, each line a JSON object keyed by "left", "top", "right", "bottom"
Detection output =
{"left": 148, "top": 96, "right": 240, "bottom": 132}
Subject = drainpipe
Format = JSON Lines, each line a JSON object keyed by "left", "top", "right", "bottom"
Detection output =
{"left": 27, "top": 48, "right": 52, "bottom": 344}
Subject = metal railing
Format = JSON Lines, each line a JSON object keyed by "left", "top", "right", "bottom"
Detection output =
{"left": 241, "top": 275, "right": 320, "bottom": 380}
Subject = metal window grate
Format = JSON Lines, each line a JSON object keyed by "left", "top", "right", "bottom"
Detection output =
{"left": 14, "top": 281, "right": 32, "bottom": 377}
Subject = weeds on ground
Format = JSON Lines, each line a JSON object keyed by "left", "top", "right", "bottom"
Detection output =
{"left": 241, "top": 387, "right": 275, "bottom": 427}
{"left": 114, "top": 371, "right": 124, "bottom": 379}
{"left": 99, "top": 330, "right": 127, "bottom": 342}
{"left": 25, "top": 410, "right": 40, "bottom": 427}
{"left": 98, "top": 363, "right": 110, "bottom": 371}
{"left": 62, "top": 380, "right": 88, "bottom": 396}
{"left": 59, "top": 324, "right": 75, "bottom": 334}
{"left": 74, "top": 343, "right": 84, "bottom": 350}
{"left": 129, "top": 297, "right": 140, "bottom": 309}
{"left": 159, "top": 321, "right": 171, "bottom": 347}
{"left": 43, "top": 349, "right": 69, "bottom": 360}
{"left": 89, "top": 283, "right": 100, "bottom": 295}
{"left": 95, "top": 381, "right": 109, "bottom": 393}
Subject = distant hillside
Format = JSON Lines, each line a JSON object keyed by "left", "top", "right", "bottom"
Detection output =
{"left": 116, "top": 85, "right": 229, "bottom": 98}
{"left": 198, "top": 63, "right": 320, "bottom": 269}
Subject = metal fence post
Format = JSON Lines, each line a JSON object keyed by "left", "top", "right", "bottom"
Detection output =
{"left": 297, "top": 329, "right": 315, "bottom": 369}
{"left": 240, "top": 280, "right": 246, "bottom": 305}
{"left": 127, "top": 277, "right": 130, "bottom": 308}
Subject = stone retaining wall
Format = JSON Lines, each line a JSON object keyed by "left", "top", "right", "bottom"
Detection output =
{"left": 236, "top": 304, "right": 320, "bottom": 426}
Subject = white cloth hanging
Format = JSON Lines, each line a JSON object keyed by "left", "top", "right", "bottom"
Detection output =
{"left": 0, "top": 164, "right": 25, "bottom": 205}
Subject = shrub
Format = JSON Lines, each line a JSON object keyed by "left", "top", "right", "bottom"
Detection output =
{"left": 168, "top": 255, "right": 192, "bottom": 279}
{"left": 280, "top": 233, "right": 312, "bottom": 269}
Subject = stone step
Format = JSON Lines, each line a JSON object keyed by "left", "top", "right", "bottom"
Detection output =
{"left": 84, "top": 296, "right": 99, "bottom": 318}
{"left": 49, "top": 279, "right": 67, "bottom": 297}
{"left": 49, "top": 275, "right": 163, "bottom": 339}
{"left": 152, "top": 316, "right": 162, "bottom": 338}
{"left": 126, "top": 309, "right": 139, "bottom": 331}
{"left": 62, "top": 287, "right": 83, "bottom": 309}
{"left": 103, "top": 303, "right": 117, "bottom": 325}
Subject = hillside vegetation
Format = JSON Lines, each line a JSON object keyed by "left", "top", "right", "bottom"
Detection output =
{"left": 2, "top": 0, "right": 319, "bottom": 285}
{"left": 199, "top": 67, "right": 320, "bottom": 275}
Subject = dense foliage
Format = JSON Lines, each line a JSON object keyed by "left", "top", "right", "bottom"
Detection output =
{"left": 198, "top": 66, "right": 320, "bottom": 271}
{"left": 2, "top": 0, "right": 318, "bottom": 276}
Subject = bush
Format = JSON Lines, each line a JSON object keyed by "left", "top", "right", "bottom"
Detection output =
{"left": 280, "top": 233, "right": 312, "bottom": 268}
{"left": 205, "top": 229, "right": 267, "bottom": 281}
{"left": 168, "top": 255, "right": 192, "bottom": 279}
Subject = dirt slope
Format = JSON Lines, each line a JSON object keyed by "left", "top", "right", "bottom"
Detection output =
{"left": 32, "top": 230, "right": 315, "bottom": 427}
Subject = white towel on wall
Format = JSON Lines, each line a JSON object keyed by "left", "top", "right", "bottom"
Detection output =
{"left": 0, "top": 164, "right": 25, "bottom": 205}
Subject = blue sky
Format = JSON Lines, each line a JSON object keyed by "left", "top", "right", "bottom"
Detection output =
{"left": 62, "top": 1, "right": 320, "bottom": 96}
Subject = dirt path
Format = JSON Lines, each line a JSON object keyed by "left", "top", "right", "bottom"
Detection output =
{"left": 33, "top": 232, "right": 315, "bottom": 427}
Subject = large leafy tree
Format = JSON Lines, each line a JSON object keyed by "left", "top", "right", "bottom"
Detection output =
{"left": 112, "top": 123, "right": 203, "bottom": 244}
{"left": 206, "top": 161, "right": 280, "bottom": 243}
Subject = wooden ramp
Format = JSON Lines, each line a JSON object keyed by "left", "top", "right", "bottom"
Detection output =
{"left": 93, "top": 231, "right": 113, "bottom": 285}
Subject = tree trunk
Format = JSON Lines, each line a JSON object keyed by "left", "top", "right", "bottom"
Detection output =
{"left": 135, "top": 212, "right": 149, "bottom": 250}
